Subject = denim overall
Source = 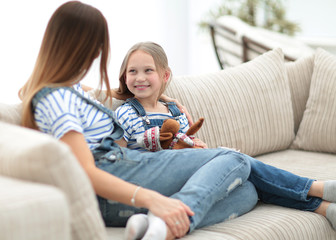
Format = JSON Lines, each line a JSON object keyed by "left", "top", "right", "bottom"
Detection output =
{"left": 31, "top": 87, "right": 322, "bottom": 231}
{"left": 125, "top": 97, "right": 182, "bottom": 130}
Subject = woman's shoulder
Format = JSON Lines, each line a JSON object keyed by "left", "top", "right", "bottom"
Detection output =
{"left": 34, "top": 85, "right": 85, "bottom": 114}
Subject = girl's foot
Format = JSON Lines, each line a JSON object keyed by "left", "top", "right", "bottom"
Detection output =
{"left": 142, "top": 212, "right": 167, "bottom": 240}
{"left": 323, "top": 180, "right": 336, "bottom": 202}
{"left": 326, "top": 203, "right": 336, "bottom": 230}
{"left": 124, "top": 214, "right": 148, "bottom": 240}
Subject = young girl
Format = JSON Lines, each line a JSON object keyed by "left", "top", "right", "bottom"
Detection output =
{"left": 20, "top": 2, "right": 261, "bottom": 240}
{"left": 115, "top": 42, "right": 206, "bottom": 152}
{"left": 116, "top": 41, "right": 336, "bottom": 239}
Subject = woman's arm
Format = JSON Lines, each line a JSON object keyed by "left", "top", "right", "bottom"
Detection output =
{"left": 60, "top": 130, "right": 193, "bottom": 238}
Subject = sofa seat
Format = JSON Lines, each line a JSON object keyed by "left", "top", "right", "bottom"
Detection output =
{"left": 105, "top": 149, "right": 336, "bottom": 240}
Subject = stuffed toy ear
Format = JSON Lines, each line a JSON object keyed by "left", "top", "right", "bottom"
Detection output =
{"left": 186, "top": 118, "right": 204, "bottom": 136}
{"left": 159, "top": 132, "right": 174, "bottom": 149}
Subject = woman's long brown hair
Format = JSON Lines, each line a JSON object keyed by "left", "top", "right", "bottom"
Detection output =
{"left": 20, "top": 1, "right": 112, "bottom": 129}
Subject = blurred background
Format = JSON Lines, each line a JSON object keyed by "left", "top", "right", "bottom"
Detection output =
{"left": 1, "top": 0, "right": 335, "bottom": 104}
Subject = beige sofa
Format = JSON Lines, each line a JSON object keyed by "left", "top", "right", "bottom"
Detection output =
{"left": 1, "top": 47, "right": 336, "bottom": 240}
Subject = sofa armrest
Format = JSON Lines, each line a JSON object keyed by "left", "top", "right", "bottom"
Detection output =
{"left": 0, "top": 122, "right": 107, "bottom": 240}
{"left": 0, "top": 176, "right": 70, "bottom": 240}
{"left": 0, "top": 102, "right": 22, "bottom": 125}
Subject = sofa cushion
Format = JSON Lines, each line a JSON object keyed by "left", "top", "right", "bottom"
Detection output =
{"left": 292, "top": 49, "right": 336, "bottom": 153}
{"left": 285, "top": 53, "right": 315, "bottom": 133}
{"left": 0, "top": 122, "right": 107, "bottom": 240}
{"left": 0, "top": 176, "right": 70, "bottom": 240}
{"left": 165, "top": 48, "right": 294, "bottom": 157}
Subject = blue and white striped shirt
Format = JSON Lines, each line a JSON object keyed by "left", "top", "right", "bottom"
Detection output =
{"left": 115, "top": 102, "right": 189, "bottom": 151}
{"left": 34, "top": 84, "right": 114, "bottom": 150}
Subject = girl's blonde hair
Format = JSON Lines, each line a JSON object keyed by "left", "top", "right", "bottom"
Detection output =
{"left": 20, "top": 1, "right": 112, "bottom": 129}
{"left": 117, "top": 41, "right": 172, "bottom": 99}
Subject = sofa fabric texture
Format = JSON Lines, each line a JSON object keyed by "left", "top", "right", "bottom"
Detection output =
{"left": 0, "top": 48, "right": 336, "bottom": 239}
{"left": 285, "top": 53, "right": 315, "bottom": 133}
{"left": 0, "top": 121, "right": 106, "bottom": 240}
{"left": 0, "top": 176, "right": 70, "bottom": 240}
{"left": 165, "top": 48, "right": 294, "bottom": 157}
{"left": 292, "top": 49, "right": 336, "bottom": 153}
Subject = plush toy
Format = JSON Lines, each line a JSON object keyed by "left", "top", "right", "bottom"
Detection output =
{"left": 159, "top": 118, "right": 204, "bottom": 149}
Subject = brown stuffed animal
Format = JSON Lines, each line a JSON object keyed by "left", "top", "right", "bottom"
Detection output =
{"left": 159, "top": 118, "right": 204, "bottom": 149}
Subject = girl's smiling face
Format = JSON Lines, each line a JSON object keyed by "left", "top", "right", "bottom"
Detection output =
{"left": 125, "top": 50, "right": 168, "bottom": 103}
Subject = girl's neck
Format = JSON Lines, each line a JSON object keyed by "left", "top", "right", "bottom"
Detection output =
{"left": 136, "top": 98, "right": 168, "bottom": 113}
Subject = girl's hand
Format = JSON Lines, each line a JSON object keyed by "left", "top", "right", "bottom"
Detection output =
{"left": 193, "top": 138, "right": 208, "bottom": 149}
{"left": 160, "top": 95, "right": 194, "bottom": 125}
{"left": 145, "top": 190, "right": 194, "bottom": 238}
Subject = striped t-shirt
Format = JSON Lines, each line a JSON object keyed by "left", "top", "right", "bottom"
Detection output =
{"left": 34, "top": 84, "right": 115, "bottom": 150}
{"left": 115, "top": 102, "right": 189, "bottom": 151}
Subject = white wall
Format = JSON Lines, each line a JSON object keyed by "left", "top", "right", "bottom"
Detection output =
{"left": 0, "top": 0, "right": 335, "bottom": 104}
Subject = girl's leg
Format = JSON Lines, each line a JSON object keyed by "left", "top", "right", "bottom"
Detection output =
{"left": 245, "top": 156, "right": 336, "bottom": 230}
{"left": 246, "top": 155, "right": 322, "bottom": 211}
{"left": 96, "top": 148, "right": 251, "bottom": 229}
{"left": 169, "top": 150, "right": 252, "bottom": 232}
{"left": 195, "top": 181, "right": 258, "bottom": 230}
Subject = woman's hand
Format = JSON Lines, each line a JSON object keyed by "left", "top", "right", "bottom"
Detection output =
{"left": 160, "top": 95, "right": 194, "bottom": 125}
{"left": 193, "top": 138, "right": 208, "bottom": 149}
{"left": 144, "top": 190, "right": 194, "bottom": 238}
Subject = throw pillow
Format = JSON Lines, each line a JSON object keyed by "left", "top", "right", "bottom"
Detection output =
{"left": 165, "top": 48, "right": 294, "bottom": 157}
{"left": 285, "top": 54, "right": 315, "bottom": 133}
{"left": 292, "top": 48, "right": 336, "bottom": 153}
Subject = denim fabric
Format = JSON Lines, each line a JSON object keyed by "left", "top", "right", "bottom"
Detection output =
{"left": 126, "top": 97, "right": 182, "bottom": 130}
{"left": 246, "top": 155, "right": 322, "bottom": 211}
{"left": 95, "top": 147, "right": 257, "bottom": 231}
{"left": 95, "top": 145, "right": 322, "bottom": 231}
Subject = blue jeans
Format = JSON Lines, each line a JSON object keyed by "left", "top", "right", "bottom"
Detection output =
{"left": 247, "top": 155, "right": 322, "bottom": 211}
{"left": 95, "top": 143, "right": 322, "bottom": 231}
{"left": 95, "top": 145, "right": 257, "bottom": 231}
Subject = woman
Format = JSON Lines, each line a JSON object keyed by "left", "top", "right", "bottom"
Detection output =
{"left": 19, "top": 2, "right": 336, "bottom": 240}
{"left": 19, "top": 2, "right": 258, "bottom": 239}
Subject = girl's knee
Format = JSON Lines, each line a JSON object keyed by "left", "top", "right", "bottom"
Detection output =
{"left": 231, "top": 152, "right": 251, "bottom": 180}
{"left": 218, "top": 151, "right": 251, "bottom": 187}
{"left": 242, "top": 181, "right": 258, "bottom": 207}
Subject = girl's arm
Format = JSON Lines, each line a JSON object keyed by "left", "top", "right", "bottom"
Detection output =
{"left": 60, "top": 130, "right": 193, "bottom": 238}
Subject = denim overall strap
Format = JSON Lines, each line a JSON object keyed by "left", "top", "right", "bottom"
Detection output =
{"left": 126, "top": 98, "right": 182, "bottom": 130}
{"left": 125, "top": 98, "right": 151, "bottom": 130}
{"left": 32, "top": 86, "right": 125, "bottom": 142}
{"left": 165, "top": 101, "right": 182, "bottom": 118}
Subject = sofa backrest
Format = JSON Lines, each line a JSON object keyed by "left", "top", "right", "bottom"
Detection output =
{"left": 0, "top": 49, "right": 316, "bottom": 156}
{"left": 166, "top": 48, "right": 295, "bottom": 157}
